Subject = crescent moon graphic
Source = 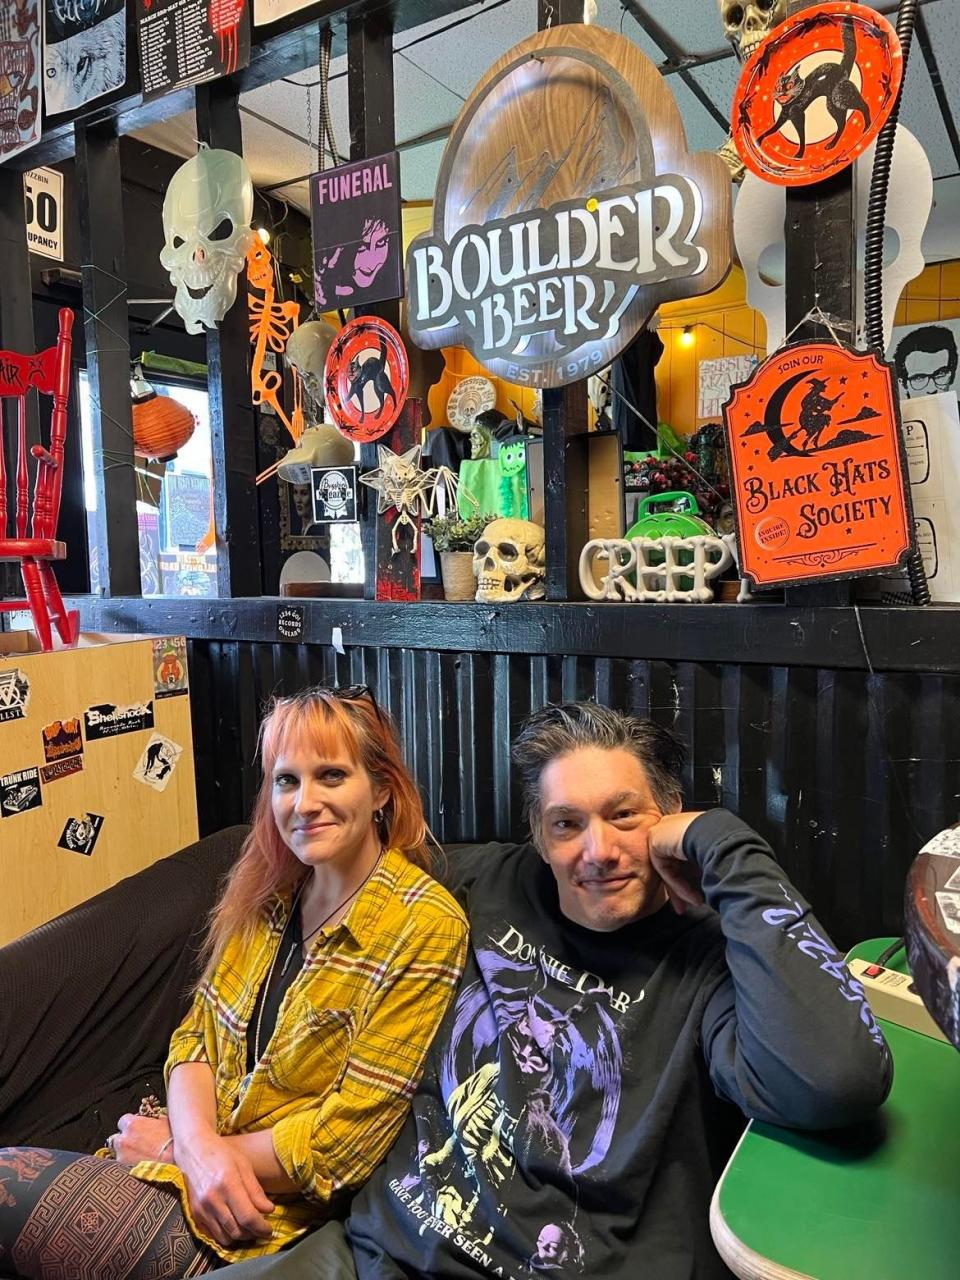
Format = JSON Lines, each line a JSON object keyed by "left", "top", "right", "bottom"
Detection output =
{"left": 761, "top": 371, "right": 810, "bottom": 460}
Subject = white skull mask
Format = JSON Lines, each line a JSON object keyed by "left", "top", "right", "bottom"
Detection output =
{"left": 735, "top": 125, "right": 932, "bottom": 354}
{"left": 284, "top": 320, "right": 336, "bottom": 405}
{"left": 160, "top": 148, "right": 255, "bottom": 335}
{"left": 718, "top": 0, "right": 786, "bottom": 62}
{"left": 473, "top": 519, "right": 546, "bottom": 603}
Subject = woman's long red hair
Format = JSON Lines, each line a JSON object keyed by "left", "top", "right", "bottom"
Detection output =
{"left": 201, "top": 688, "right": 429, "bottom": 975}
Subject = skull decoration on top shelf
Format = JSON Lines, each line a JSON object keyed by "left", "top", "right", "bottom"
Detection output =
{"left": 716, "top": 0, "right": 787, "bottom": 181}
{"left": 719, "top": 0, "right": 787, "bottom": 62}
{"left": 473, "top": 519, "right": 546, "bottom": 604}
{"left": 160, "top": 146, "right": 255, "bottom": 335}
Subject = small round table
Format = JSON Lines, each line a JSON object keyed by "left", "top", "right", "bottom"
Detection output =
{"left": 905, "top": 841, "right": 960, "bottom": 1050}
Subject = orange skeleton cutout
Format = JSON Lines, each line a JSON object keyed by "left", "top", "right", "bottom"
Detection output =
{"left": 247, "top": 239, "right": 304, "bottom": 447}
{"left": 198, "top": 240, "right": 306, "bottom": 548}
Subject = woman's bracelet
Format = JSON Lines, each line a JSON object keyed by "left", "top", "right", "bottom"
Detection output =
{"left": 156, "top": 1136, "right": 175, "bottom": 1162}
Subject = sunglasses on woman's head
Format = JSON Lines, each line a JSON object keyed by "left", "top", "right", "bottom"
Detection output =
{"left": 327, "top": 684, "right": 386, "bottom": 725}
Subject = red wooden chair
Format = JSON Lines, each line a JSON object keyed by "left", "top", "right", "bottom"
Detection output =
{"left": 0, "top": 308, "right": 78, "bottom": 652}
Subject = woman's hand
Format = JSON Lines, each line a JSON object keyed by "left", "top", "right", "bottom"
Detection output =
{"left": 648, "top": 811, "right": 706, "bottom": 915}
{"left": 175, "top": 1130, "right": 275, "bottom": 1249}
{"left": 109, "top": 1114, "right": 172, "bottom": 1165}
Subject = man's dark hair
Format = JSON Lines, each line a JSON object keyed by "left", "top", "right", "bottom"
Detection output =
{"left": 893, "top": 325, "right": 959, "bottom": 383}
{"left": 511, "top": 702, "right": 686, "bottom": 846}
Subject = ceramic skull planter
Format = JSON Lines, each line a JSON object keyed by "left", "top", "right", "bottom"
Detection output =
{"left": 718, "top": 0, "right": 787, "bottom": 62}
{"left": 160, "top": 147, "right": 255, "bottom": 335}
{"left": 473, "top": 519, "right": 546, "bottom": 603}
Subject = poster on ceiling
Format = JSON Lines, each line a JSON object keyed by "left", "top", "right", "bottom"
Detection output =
{"left": 252, "top": 0, "right": 311, "bottom": 25}
{"left": 311, "top": 152, "right": 404, "bottom": 311}
{"left": 137, "top": 0, "right": 251, "bottom": 102}
{"left": 43, "top": 0, "right": 126, "bottom": 116}
{"left": 887, "top": 319, "right": 960, "bottom": 407}
{"left": 0, "top": 0, "right": 41, "bottom": 162}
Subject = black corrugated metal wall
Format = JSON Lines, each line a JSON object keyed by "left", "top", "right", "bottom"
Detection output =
{"left": 186, "top": 639, "right": 959, "bottom": 950}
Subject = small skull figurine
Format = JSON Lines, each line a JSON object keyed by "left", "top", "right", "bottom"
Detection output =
{"left": 160, "top": 147, "right": 255, "bottom": 335}
{"left": 718, "top": 0, "right": 786, "bottom": 62}
{"left": 473, "top": 518, "right": 546, "bottom": 604}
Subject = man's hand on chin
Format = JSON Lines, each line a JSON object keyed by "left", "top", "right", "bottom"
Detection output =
{"left": 648, "top": 812, "right": 706, "bottom": 915}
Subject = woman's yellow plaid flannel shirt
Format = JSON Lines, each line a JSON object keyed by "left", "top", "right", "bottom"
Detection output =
{"left": 130, "top": 848, "right": 467, "bottom": 1263}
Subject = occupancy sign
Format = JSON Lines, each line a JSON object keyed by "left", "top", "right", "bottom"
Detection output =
{"left": 723, "top": 342, "right": 913, "bottom": 589}
{"left": 137, "top": 0, "right": 251, "bottom": 102}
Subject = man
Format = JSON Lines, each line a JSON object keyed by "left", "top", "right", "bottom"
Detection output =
{"left": 227, "top": 703, "right": 891, "bottom": 1279}
{"left": 893, "top": 324, "right": 959, "bottom": 399}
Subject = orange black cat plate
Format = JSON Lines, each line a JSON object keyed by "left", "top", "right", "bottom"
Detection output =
{"left": 732, "top": 2, "right": 902, "bottom": 187}
{"left": 324, "top": 316, "right": 409, "bottom": 443}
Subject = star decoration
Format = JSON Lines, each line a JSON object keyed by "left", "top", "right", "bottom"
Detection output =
{"left": 359, "top": 444, "right": 438, "bottom": 555}
{"left": 359, "top": 445, "right": 479, "bottom": 555}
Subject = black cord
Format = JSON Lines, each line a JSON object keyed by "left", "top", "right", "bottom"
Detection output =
{"left": 875, "top": 937, "right": 906, "bottom": 967}
{"left": 862, "top": 0, "right": 929, "bottom": 606}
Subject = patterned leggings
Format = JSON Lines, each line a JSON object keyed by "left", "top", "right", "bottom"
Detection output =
{"left": 0, "top": 1149, "right": 221, "bottom": 1278}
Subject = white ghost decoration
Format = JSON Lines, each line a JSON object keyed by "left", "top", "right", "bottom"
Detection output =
{"left": 160, "top": 147, "right": 255, "bottom": 335}
{"left": 734, "top": 125, "right": 932, "bottom": 353}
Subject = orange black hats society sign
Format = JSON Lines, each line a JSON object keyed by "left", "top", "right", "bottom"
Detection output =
{"left": 406, "top": 24, "right": 732, "bottom": 389}
{"left": 723, "top": 343, "right": 914, "bottom": 589}
{"left": 732, "top": 2, "right": 902, "bottom": 187}
{"left": 323, "top": 316, "right": 409, "bottom": 444}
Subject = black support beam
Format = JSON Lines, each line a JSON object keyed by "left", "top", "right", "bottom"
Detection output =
{"left": 196, "top": 79, "right": 263, "bottom": 598}
{"left": 538, "top": 0, "right": 590, "bottom": 601}
{"left": 781, "top": 0, "right": 856, "bottom": 607}
{"left": 347, "top": 8, "right": 399, "bottom": 601}
{"left": 75, "top": 121, "right": 141, "bottom": 598}
{"left": 61, "top": 595, "right": 960, "bottom": 677}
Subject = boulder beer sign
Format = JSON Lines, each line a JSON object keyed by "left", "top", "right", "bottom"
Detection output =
{"left": 406, "top": 25, "right": 732, "bottom": 388}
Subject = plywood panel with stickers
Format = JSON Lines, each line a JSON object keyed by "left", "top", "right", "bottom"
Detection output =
{"left": 0, "top": 633, "right": 198, "bottom": 945}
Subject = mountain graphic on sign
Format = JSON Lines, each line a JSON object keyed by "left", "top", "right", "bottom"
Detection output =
{"left": 747, "top": 374, "right": 884, "bottom": 461}
{"left": 456, "top": 85, "right": 636, "bottom": 222}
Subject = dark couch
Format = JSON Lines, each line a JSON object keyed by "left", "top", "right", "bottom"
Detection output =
{"left": 0, "top": 826, "right": 251, "bottom": 1152}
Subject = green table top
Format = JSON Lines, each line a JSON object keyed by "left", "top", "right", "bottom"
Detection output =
{"left": 712, "top": 939, "right": 960, "bottom": 1279}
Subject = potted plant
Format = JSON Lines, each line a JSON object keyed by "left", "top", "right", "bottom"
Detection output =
{"left": 423, "top": 511, "right": 493, "bottom": 601}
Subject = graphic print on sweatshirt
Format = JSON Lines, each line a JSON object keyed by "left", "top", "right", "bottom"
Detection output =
{"left": 387, "top": 920, "right": 647, "bottom": 1277}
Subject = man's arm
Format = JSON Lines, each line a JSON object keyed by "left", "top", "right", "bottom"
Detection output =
{"left": 653, "top": 809, "right": 893, "bottom": 1130}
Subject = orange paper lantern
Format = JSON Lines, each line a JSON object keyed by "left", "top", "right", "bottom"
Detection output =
{"left": 131, "top": 366, "right": 196, "bottom": 460}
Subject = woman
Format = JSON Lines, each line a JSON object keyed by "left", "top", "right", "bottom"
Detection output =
{"left": 0, "top": 687, "right": 467, "bottom": 1276}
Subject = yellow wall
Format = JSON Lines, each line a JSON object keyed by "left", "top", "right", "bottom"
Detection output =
{"left": 893, "top": 260, "right": 960, "bottom": 325}
{"left": 655, "top": 267, "right": 766, "bottom": 433}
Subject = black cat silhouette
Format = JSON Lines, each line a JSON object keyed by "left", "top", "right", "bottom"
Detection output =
{"left": 756, "top": 17, "right": 870, "bottom": 160}
{"left": 347, "top": 335, "right": 397, "bottom": 422}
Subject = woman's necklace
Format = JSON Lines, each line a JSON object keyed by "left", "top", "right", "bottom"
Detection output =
{"left": 252, "top": 850, "right": 384, "bottom": 1064}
